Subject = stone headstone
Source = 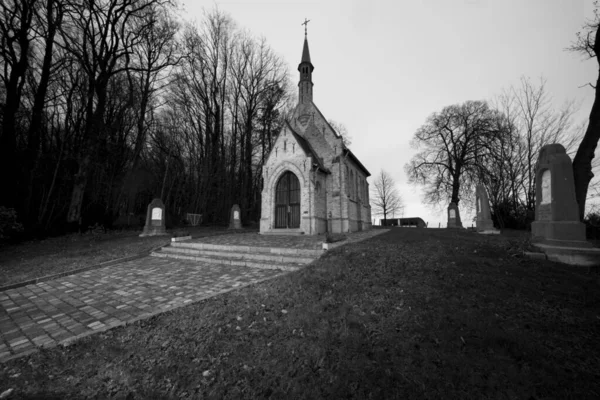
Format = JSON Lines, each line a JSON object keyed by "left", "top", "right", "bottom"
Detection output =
{"left": 528, "top": 144, "right": 600, "bottom": 266}
{"left": 140, "top": 198, "right": 167, "bottom": 237}
{"left": 229, "top": 204, "right": 242, "bottom": 230}
{"left": 531, "top": 144, "right": 585, "bottom": 242}
{"left": 475, "top": 184, "right": 498, "bottom": 234}
{"left": 447, "top": 202, "right": 463, "bottom": 228}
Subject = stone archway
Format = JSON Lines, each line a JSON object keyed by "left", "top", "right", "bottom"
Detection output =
{"left": 274, "top": 171, "right": 300, "bottom": 228}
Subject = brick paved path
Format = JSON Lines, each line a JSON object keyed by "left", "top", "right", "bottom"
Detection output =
{"left": 0, "top": 257, "right": 283, "bottom": 363}
{"left": 0, "top": 228, "right": 388, "bottom": 363}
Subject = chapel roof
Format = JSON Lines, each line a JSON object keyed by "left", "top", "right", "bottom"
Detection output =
{"left": 308, "top": 103, "right": 371, "bottom": 177}
{"left": 301, "top": 37, "right": 312, "bottom": 64}
{"left": 343, "top": 148, "right": 371, "bottom": 177}
{"left": 285, "top": 120, "right": 330, "bottom": 174}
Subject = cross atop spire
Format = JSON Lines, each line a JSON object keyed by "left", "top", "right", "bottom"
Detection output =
{"left": 301, "top": 18, "right": 310, "bottom": 37}
{"left": 298, "top": 22, "right": 314, "bottom": 104}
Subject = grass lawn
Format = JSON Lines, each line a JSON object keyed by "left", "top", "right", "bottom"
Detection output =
{"left": 0, "top": 226, "right": 249, "bottom": 287}
{"left": 1, "top": 228, "right": 599, "bottom": 399}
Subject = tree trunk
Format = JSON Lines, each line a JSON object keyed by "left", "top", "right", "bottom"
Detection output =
{"left": 573, "top": 71, "right": 600, "bottom": 221}
{"left": 0, "top": 0, "right": 33, "bottom": 209}
{"left": 451, "top": 172, "right": 461, "bottom": 204}
{"left": 67, "top": 84, "right": 107, "bottom": 227}
{"left": 573, "top": 23, "right": 600, "bottom": 222}
{"left": 23, "top": 0, "right": 61, "bottom": 226}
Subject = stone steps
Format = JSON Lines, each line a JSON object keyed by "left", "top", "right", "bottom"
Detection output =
{"left": 151, "top": 241, "right": 322, "bottom": 272}
{"left": 260, "top": 229, "right": 305, "bottom": 236}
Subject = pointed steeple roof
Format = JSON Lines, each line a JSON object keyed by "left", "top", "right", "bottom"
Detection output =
{"left": 301, "top": 38, "right": 312, "bottom": 64}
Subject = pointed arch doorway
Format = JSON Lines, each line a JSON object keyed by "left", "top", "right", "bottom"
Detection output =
{"left": 275, "top": 171, "right": 300, "bottom": 229}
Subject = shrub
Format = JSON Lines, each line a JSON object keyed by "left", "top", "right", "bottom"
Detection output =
{"left": 584, "top": 211, "right": 600, "bottom": 240}
{"left": 0, "top": 206, "right": 24, "bottom": 240}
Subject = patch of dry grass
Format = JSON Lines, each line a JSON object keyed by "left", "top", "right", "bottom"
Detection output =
{"left": 0, "top": 226, "right": 248, "bottom": 287}
{"left": 0, "top": 228, "right": 599, "bottom": 399}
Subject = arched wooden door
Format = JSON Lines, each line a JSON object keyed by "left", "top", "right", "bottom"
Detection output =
{"left": 275, "top": 171, "right": 300, "bottom": 228}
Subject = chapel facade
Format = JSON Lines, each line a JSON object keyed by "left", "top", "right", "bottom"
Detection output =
{"left": 259, "top": 34, "right": 372, "bottom": 235}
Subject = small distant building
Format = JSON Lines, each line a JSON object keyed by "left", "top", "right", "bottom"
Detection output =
{"left": 381, "top": 218, "right": 427, "bottom": 228}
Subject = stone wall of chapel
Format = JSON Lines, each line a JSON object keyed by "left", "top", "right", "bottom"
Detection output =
{"left": 313, "top": 172, "right": 328, "bottom": 234}
{"left": 343, "top": 157, "right": 372, "bottom": 232}
{"left": 260, "top": 129, "right": 313, "bottom": 233}
{"left": 280, "top": 102, "right": 371, "bottom": 234}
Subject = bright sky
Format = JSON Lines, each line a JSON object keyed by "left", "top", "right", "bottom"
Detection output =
{"left": 181, "top": 0, "right": 597, "bottom": 228}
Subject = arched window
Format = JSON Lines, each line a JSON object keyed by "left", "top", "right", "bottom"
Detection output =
{"left": 350, "top": 170, "right": 354, "bottom": 200}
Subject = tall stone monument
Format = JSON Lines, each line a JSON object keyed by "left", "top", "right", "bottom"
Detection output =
{"left": 476, "top": 185, "right": 499, "bottom": 234}
{"left": 531, "top": 144, "right": 585, "bottom": 242}
{"left": 530, "top": 144, "right": 600, "bottom": 266}
{"left": 447, "top": 202, "right": 463, "bottom": 228}
{"left": 229, "top": 204, "right": 242, "bottom": 230}
{"left": 140, "top": 198, "right": 167, "bottom": 237}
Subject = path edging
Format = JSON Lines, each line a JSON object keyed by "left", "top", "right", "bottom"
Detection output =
{"left": 0, "top": 271, "right": 286, "bottom": 364}
{"left": 0, "top": 246, "right": 164, "bottom": 292}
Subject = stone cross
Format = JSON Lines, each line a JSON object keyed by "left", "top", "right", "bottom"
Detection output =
{"left": 302, "top": 18, "right": 310, "bottom": 37}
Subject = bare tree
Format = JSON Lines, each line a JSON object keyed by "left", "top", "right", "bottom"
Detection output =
{"left": 569, "top": 1, "right": 600, "bottom": 220}
{"left": 328, "top": 119, "right": 352, "bottom": 147}
{"left": 404, "top": 100, "right": 508, "bottom": 208}
{"left": 510, "top": 76, "right": 579, "bottom": 211}
{"left": 0, "top": 0, "right": 37, "bottom": 208}
{"left": 371, "top": 169, "right": 403, "bottom": 223}
{"left": 60, "top": 0, "right": 170, "bottom": 227}
{"left": 484, "top": 77, "right": 580, "bottom": 228}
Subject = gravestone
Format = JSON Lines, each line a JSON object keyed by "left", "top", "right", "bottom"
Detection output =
{"left": 531, "top": 144, "right": 585, "bottom": 242}
{"left": 528, "top": 144, "right": 600, "bottom": 266}
{"left": 229, "top": 204, "right": 242, "bottom": 230}
{"left": 447, "top": 202, "right": 463, "bottom": 228}
{"left": 475, "top": 184, "right": 499, "bottom": 234}
{"left": 140, "top": 198, "right": 167, "bottom": 237}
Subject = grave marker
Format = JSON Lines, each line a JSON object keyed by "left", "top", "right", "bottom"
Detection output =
{"left": 475, "top": 184, "right": 499, "bottom": 234}
{"left": 140, "top": 198, "right": 167, "bottom": 237}
{"left": 447, "top": 202, "right": 463, "bottom": 228}
{"left": 531, "top": 144, "right": 585, "bottom": 241}
{"left": 229, "top": 204, "right": 242, "bottom": 230}
{"left": 529, "top": 144, "right": 600, "bottom": 266}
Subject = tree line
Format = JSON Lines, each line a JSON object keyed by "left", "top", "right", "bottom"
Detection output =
{"left": 404, "top": 5, "right": 600, "bottom": 229}
{"left": 404, "top": 76, "right": 594, "bottom": 229}
{"left": 0, "top": 1, "right": 293, "bottom": 237}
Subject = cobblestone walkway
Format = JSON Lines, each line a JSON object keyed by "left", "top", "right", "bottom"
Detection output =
{"left": 0, "top": 257, "right": 283, "bottom": 363}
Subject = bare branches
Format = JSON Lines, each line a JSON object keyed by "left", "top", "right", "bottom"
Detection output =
{"left": 370, "top": 169, "right": 404, "bottom": 221}
{"left": 567, "top": 1, "right": 600, "bottom": 60}
{"left": 404, "top": 100, "right": 507, "bottom": 207}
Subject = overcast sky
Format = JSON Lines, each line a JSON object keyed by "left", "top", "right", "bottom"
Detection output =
{"left": 182, "top": 0, "right": 597, "bottom": 228}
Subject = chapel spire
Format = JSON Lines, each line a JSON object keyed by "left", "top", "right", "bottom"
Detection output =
{"left": 298, "top": 18, "right": 314, "bottom": 104}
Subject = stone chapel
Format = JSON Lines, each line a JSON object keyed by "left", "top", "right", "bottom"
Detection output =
{"left": 260, "top": 33, "right": 372, "bottom": 235}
